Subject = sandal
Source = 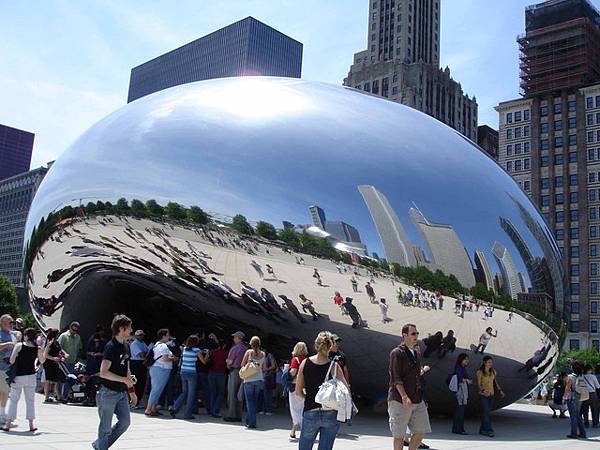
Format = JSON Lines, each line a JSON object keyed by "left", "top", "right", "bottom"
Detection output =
{"left": 29, "top": 427, "right": 38, "bottom": 432}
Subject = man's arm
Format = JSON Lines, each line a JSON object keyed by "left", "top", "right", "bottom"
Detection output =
{"left": 99, "top": 360, "right": 134, "bottom": 388}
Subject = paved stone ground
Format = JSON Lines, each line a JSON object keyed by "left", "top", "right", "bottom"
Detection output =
{"left": 1, "top": 395, "right": 598, "bottom": 449}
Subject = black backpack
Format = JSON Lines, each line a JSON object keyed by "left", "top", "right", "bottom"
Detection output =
{"left": 143, "top": 345, "right": 159, "bottom": 368}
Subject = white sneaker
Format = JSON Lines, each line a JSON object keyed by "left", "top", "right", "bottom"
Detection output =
{"left": 265, "top": 412, "right": 273, "bottom": 416}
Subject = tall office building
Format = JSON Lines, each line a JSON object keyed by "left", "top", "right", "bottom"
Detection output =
{"left": 0, "top": 124, "right": 34, "bottom": 181}
{"left": 492, "top": 242, "right": 524, "bottom": 300}
{"left": 128, "top": 16, "right": 303, "bottom": 102}
{"left": 408, "top": 207, "right": 476, "bottom": 288}
{"left": 358, "top": 185, "right": 416, "bottom": 267}
{"left": 477, "top": 125, "right": 499, "bottom": 160}
{"left": 496, "top": 0, "right": 600, "bottom": 350}
{"left": 474, "top": 249, "right": 496, "bottom": 293}
{"left": 307, "top": 205, "right": 362, "bottom": 244}
{"left": 0, "top": 165, "right": 49, "bottom": 286}
{"left": 309, "top": 205, "right": 327, "bottom": 230}
{"left": 344, "top": 0, "right": 478, "bottom": 141}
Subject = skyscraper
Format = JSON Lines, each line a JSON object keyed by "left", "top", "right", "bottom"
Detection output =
{"left": 409, "top": 207, "right": 476, "bottom": 288}
{"left": 492, "top": 242, "right": 524, "bottom": 300}
{"left": 309, "top": 205, "right": 327, "bottom": 230}
{"left": 0, "top": 124, "right": 34, "bottom": 181}
{"left": 358, "top": 185, "right": 416, "bottom": 267}
{"left": 307, "top": 205, "right": 362, "bottom": 244}
{"left": 474, "top": 250, "right": 496, "bottom": 293}
{"left": 477, "top": 125, "right": 499, "bottom": 160}
{"left": 127, "top": 17, "right": 303, "bottom": 102}
{"left": 344, "top": 0, "right": 478, "bottom": 141}
{"left": 496, "top": 0, "right": 600, "bottom": 351}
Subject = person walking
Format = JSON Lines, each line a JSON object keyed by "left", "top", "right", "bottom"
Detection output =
{"left": 241, "top": 336, "right": 266, "bottom": 429}
{"left": 207, "top": 337, "right": 229, "bottom": 418}
{"left": 299, "top": 294, "right": 321, "bottom": 321}
{"left": 289, "top": 341, "right": 308, "bottom": 440}
{"left": 388, "top": 323, "right": 431, "bottom": 450}
{"left": 333, "top": 291, "right": 345, "bottom": 314}
{"left": 170, "top": 335, "right": 201, "bottom": 420}
{"left": 365, "top": 282, "right": 376, "bottom": 303}
{"left": 475, "top": 327, "right": 497, "bottom": 354}
{"left": 451, "top": 353, "right": 472, "bottom": 435}
{"left": 476, "top": 356, "right": 505, "bottom": 437}
{"left": 380, "top": 298, "right": 391, "bottom": 323}
{"left": 129, "top": 330, "right": 149, "bottom": 409}
{"left": 313, "top": 268, "right": 323, "bottom": 286}
{"left": 0, "top": 314, "right": 17, "bottom": 425}
{"left": 329, "top": 335, "right": 350, "bottom": 388}
{"left": 564, "top": 360, "right": 587, "bottom": 439}
{"left": 2, "top": 328, "right": 48, "bottom": 432}
{"left": 145, "top": 329, "right": 175, "bottom": 417}
{"left": 57, "top": 321, "right": 83, "bottom": 399}
{"left": 350, "top": 277, "right": 358, "bottom": 293}
{"left": 41, "top": 328, "right": 66, "bottom": 403}
{"left": 581, "top": 364, "right": 600, "bottom": 428}
{"left": 295, "top": 331, "right": 349, "bottom": 450}
{"left": 224, "top": 331, "right": 247, "bottom": 422}
{"left": 92, "top": 315, "right": 137, "bottom": 450}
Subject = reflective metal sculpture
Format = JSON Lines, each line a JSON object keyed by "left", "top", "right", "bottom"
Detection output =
{"left": 24, "top": 77, "right": 564, "bottom": 413}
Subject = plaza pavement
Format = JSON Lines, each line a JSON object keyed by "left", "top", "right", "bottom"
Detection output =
{"left": 1, "top": 395, "right": 598, "bottom": 449}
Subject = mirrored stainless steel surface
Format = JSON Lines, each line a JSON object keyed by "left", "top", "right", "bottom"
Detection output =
{"left": 24, "top": 77, "right": 564, "bottom": 413}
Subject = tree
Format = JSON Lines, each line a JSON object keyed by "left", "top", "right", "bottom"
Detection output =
{"left": 115, "top": 198, "right": 130, "bottom": 215}
{"left": 470, "top": 283, "right": 494, "bottom": 303}
{"left": 146, "top": 199, "right": 164, "bottom": 217}
{"left": 104, "top": 201, "right": 115, "bottom": 214}
{"left": 187, "top": 206, "right": 209, "bottom": 225}
{"left": 231, "top": 214, "right": 254, "bottom": 235}
{"left": 85, "top": 202, "right": 97, "bottom": 215}
{"left": 95, "top": 200, "right": 106, "bottom": 212}
{"left": 278, "top": 228, "right": 301, "bottom": 248}
{"left": 130, "top": 199, "right": 147, "bottom": 218}
{"left": 556, "top": 348, "right": 600, "bottom": 374}
{"left": 255, "top": 221, "right": 278, "bottom": 240}
{"left": 166, "top": 202, "right": 187, "bottom": 220}
{"left": 0, "top": 275, "right": 20, "bottom": 317}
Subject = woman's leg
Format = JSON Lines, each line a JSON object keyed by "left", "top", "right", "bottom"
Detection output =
{"left": 184, "top": 374, "right": 198, "bottom": 419}
{"left": 299, "top": 410, "right": 320, "bottom": 450}
{"left": 23, "top": 375, "right": 36, "bottom": 428}
{"left": 44, "top": 381, "right": 51, "bottom": 400}
{"left": 316, "top": 410, "right": 340, "bottom": 450}
{"left": 171, "top": 373, "right": 188, "bottom": 415}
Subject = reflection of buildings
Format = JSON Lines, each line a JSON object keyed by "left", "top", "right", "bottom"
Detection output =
{"left": 492, "top": 242, "right": 524, "bottom": 300}
{"left": 307, "top": 205, "right": 362, "bottom": 243}
{"left": 1, "top": 124, "right": 34, "bottom": 182}
{"left": 409, "top": 207, "right": 476, "bottom": 288}
{"left": 309, "top": 205, "right": 327, "bottom": 230}
{"left": 0, "top": 165, "right": 49, "bottom": 286}
{"left": 127, "top": 17, "right": 303, "bottom": 102}
{"left": 474, "top": 250, "right": 496, "bottom": 293}
{"left": 358, "top": 185, "right": 416, "bottom": 267}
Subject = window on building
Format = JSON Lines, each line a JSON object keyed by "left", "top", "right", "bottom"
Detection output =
{"left": 593, "top": 283, "right": 599, "bottom": 295}
{"left": 524, "top": 158, "right": 530, "bottom": 170}
{"left": 597, "top": 95, "right": 600, "bottom": 107}
{"left": 524, "top": 109, "right": 530, "bottom": 121}
{"left": 507, "top": 129, "right": 512, "bottom": 139}
{"left": 541, "top": 155, "right": 549, "bottom": 167}
{"left": 569, "top": 338, "right": 580, "bottom": 350}
{"left": 524, "top": 142, "right": 530, "bottom": 153}
{"left": 514, "top": 111, "right": 521, "bottom": 122}
{"left": 589, "top": 148, "right": 596, "bottom": 161}
{"left": 591, "top": 263, "right": 598, "bottom": 276}
{"left": 372, "top": 79, "right": 379, "bottom": 94}
{"left": 588, "top": 114, "right": 595, "bottom": 126}
{"left": 515, "top": 127, "right": 522, "bottom": 138}
{"left": 506, "top": 161, "right": 512, "bottom": 173}
{"left": 591, "top": 225, "right": 598, "bottom": 238}
{"left": 541, "top": 139, "right": 549, "bottom": 150}
{"left": 592, "top": 301, "right": 599, "bottom": 314}
{"left": 555, "top": 154, "right": 564, "bottom": 165}
{"left": 571, "top": 302, "right": 580, "bottom": 313}
{"left": 541, "top": 105, "right": 548, "bottom": 117}
{"left": 556, "top": 229, "right": 565, "bottom": 240}
{"left": 571, "top": 227, "right": 579, "bottom": 239}
{"left": 568, "top": 100, "right": 577, "bottom": 112}
{"left": 523, "top": 125, "right": 530, "bottom": 137}
{"left": 555, "top": 120, "right": 562, "bottom": 131}
{"left": 569, "top": 152, "right": 577, "bottom": 162}
{"left": 588, "top": 131, "right": 595, "bottom": 143}
{"left": 597, "top": 112, "right": 600, "bottom": 124}
{"left": 570, "top": 174, "right": 578, "bottom": 186}
{"left": 541, "top": 178, "right": 549, "bottom": 189}
{"left": 541, "top": 195, "right": 550, "bottom": 206}
{"left": 571, "top": 265, "right": 580, "bottom": 276}
{"left": 594, "top": 340, "right": 600, "bottom": 351}
{"left": 590, "top": 189, "right": 598, "bottom": 202}
{"left": 590, "top": 207, "right": 597, "bottom": 220}
{"left": 569, "top": 135, "right": 577, "bottom": 146}
{"left": 555, "top": 176, "right": 564, "bottom": 188}
{"left": 506, "top": 144, "right": 513, "bottom": 156}
{"left": 541, "top": 123, "right": 549, "bottom": 134}
{"left": 572, "top": 245, "right": 579, "bottom": 257}
{"left": 571, "top": 210, "right": 579, "bottom": 221}
{"left": 571, "top": 283, "right": 580, "bottom": 295}
{"left": 587, "top": 97, "right": 594, "bottom": 109}
{"left": 515, "top": 160, "right": 522, "bottom": 171}
{"left": 592, "top": 321, "right": 599, "bottom": 334}
{"left": 571, "top": 192, "right": 579, "bottom": 204}
{"left": 543, "top": 212, "right": 550, "bottom": 222}
{"left": 524, "top": 180, "right": 530, "bottom": 191}
{"left": 556, "top": 193, "right": 564, "bottom": 204}
{"left": 591, "top": 244, "right": 598, "bottom": 257}
{"left": 556, "top": 211, "right": 565, "bottom": 222}
{"left": 555, "top": 136, "right": 563, "bottom": 148}
{"left": 515, "top": 143, "right": 522, "bottom": 154}
{"left": 568, "top": 117, "right": 577, "bottom": 129}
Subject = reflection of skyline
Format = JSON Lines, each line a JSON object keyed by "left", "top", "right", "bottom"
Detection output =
{"left": 474, "top": 250, "right": 496, "bottom": 293}
{"left": 308, "top": 204, "right": 362, "bottom": 244}
{"left": 492, "top": 241, "right": 524, "bottom": 300}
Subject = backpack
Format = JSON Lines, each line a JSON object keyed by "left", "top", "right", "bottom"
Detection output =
{"left": 281, "top": 366, "right": 293, "bottom": 395}
{"left": 447, "top": 374, "right": 458, "bottom": 393}
{"left": 143, "top": 345, "right": 159, "bottom": 368}
{"left": 574, "top": 375, "right": 590, "bottom": 402}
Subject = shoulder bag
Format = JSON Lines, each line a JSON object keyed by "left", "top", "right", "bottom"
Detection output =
{"left": 315, "top": 360, "right": 350, "bottom": 411}
{"left": 239, "top": 352, "right": 261, "bottom": 380}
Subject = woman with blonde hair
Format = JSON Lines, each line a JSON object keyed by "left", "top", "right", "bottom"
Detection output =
{"left": 289, "top": 341, "right": 308, "bottom": 440}
{"left": 295, "top": 331, "right": 349, "bottom": 450}
{"left": 240, "top": 336, "right": 266, "bottom": 429}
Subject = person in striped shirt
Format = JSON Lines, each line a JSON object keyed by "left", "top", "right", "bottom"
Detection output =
{"left": 169, "top": 335, "right": 202, "bottom": 419}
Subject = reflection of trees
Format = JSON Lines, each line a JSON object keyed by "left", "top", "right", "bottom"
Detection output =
{"left": 392, "top": 264, "right": 465, "bottom": 296}
{"left": 255, "top": 221, "right": 277, "bottom": 240}
{"left": 232, "top": 214, "right": 254, "bottom": 235}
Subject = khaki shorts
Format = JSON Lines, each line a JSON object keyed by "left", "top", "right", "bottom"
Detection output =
{"left": 388, "top": 399, "right": 431, "bottom": 437}
{"left": 0, "top": 370, "right": 9, "bottom": 394}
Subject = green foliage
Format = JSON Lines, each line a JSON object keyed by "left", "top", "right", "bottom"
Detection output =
{"left": 104, "top": 201, "right": 115, "bottom": 214}
{"left": 21, "top": 313, "right": 37, "bottom": 330}
{"left": 130, "top": 199, "right": 147, "bottom": 218}
{"left": 145, "top": 199, "right": 164, "bottom": 217}
{"left": 556, "top": 348, "right": 600, "bottom": 374}
{"left": 255, "top": 221, "right": 278, "bottom": 240}
{"left": 231, "top": 214, "right": 254, "bottom": 235}
{"left": 187, "top": 206, "right": 209, "bottom": 225}
{"left": 391, "top": 264, "right": 465, "bottom": 296}
{"left": 95, "top": 200, "right": 106, "bottom": 212}
{"left": 0, "top": 275, "right": 20, "bottom": 317}
{"left": 115, "top": 198, "right": 130, "bottom": 214}
{"left": 166, "top": 202, "right": 187, "bottom": 220}
{"left": 278, "top": 228, "right": 301, "bottom": 247}
{"left": 470, "top": 283, "right": 495, "bottom": 303}
{"left": 85, "top": 202, "right": 97, "bottom": 215}
{"left": 340, "top": 252, "right": 352, "bottom": 265}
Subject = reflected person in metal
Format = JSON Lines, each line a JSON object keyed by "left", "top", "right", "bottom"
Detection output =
{"left": 24, "top": 77, "right": 564, "bottom": 414}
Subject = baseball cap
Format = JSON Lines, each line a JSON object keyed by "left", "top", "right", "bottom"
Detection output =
{"left": 232, "top": 331, "right": 245, "bottom": 339}
{"left": 134, "top": 330, "right": 145, "bottom": 336}
{"left": 15, "top": 318, "right": 23, "bottom": 324}
{"left": 70, "top": 321, "right": 80, "bottom": 328}
{"left": 331, "top": 334, "right": 342, "bottom": 342}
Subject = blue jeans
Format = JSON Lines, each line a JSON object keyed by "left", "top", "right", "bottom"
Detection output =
{"left": 148, "top": 366, "right": 171, "bottom": 405}
{"left": 453, "top": 404, "right": 465, "bottom": 433}
{"left": 567, "top": 398, "right": 586, "bottom": 437}
{"left": 62, "top": 363, "right": 76, "bottom": 398}
{"left": 94, "top": 386, "right": 130, "bottom": 450}
{"left": 197, "top": 372, "right": 211, "bottom": 413}
{"left": 208, "top": 373, "right": 226, "bottom": 415}
{"left": 299, "top": 409, "right": 340, "bottom": 450}
{"left": 172, "top": 372, "right": 197, "bottom": 418}
{"left": 259, "top": 386, "right": 274, "bottom": 413}
{"left": 479, "top": 395, "right": 494, "bottom": 433}
{"left": 243, "top": 380, "right": 263, "bottom": 427}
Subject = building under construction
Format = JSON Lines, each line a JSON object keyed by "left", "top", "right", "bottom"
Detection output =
{"left": 518, "top": 0, "right": 600, "bottom": 96}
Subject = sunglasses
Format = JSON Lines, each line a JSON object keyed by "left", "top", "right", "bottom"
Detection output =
{"left": 410, "top": 332, "right": 419, "bottom": 336}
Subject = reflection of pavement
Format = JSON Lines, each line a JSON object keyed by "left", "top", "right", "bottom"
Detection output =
{"left": 30, "top": 216, "right": 557, "bottom": 411}
{"left": 3, "top": 397, "right": 598, "bottom": 449}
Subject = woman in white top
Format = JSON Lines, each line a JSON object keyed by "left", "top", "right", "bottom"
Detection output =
{"left": 581, "top": 363, "right": 600, "bottom": 428}
{"left": 145, "top": 328, "right": 176, "bottom": 417}
{"left": 241, "top": 336, "right": 266, "bottom": 429}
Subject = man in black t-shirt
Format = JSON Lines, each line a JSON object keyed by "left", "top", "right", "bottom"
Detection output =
{"left": 93, "top": 315, "right": 135, "bottom": 450}
{"left": 329, "top": 334, "right": 350, "bottom": 388}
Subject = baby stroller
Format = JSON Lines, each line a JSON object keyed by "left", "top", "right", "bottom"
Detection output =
{"left": 62, "top": 362, "right": 99, "bottom": 405}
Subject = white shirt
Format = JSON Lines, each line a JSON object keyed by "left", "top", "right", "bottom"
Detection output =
{"left": 379, "top": 302, "right": 389, "bottom": 319}
{"left": 153, "top": 342, "right": 173, "bottom": 369}
{"left": 481, "top": 333, "right": 492, "bottom": 346}
{"left": 584, "top": 373, "right": 600, "bottom": 392}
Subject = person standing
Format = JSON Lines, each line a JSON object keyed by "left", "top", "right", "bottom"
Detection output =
{"left": 260, "top": 349, "right": 277, "bottom": 416}
{"left": 476, "top": 356, "right": 505, "bottom": 437}
{"left": 564, "top": 360, "right": 587, "bottom": 439}
{"left": 365, "top": 282, "right": 376, "bottom": 303}
{"left": 2, "top": 328, "right": 48, "bottom": 432}
{"left": 208, "top": 338, "right": 229, "bottom": 418}
{"left": 241, "top": 336, "right": 266, "bottom": 429}
{"left": 333, "top": 291, "right": 345, "bottom": 314}
{"left": 581, "top": 364, "right": 600, "bottom": 428}
{"left": 475, "top": 327, "right": 497, "bottom": 354}
{"left": 170, "top": 334, "right": 201, "bottom": 420}
{"left": 129, "top": 330, "right": 149, "bottom": 409}
{"left": 92, "top": 315, "right": 137, "bottom": 450}
{"left": 380, "top": 298, "right": 391, "bottom": 323}
{"left": 388, "top": 323, "right": 431, "bottom": 450}
{"left": 224, "top": 331, "right": 247, "bottom": 422}
{"left": 350, "top": 277, "right": 358, "bottom": 293}
{"left": 145, "top": 329, "right": 175, "bottom": 417}
{"left": 299, "top": 294, "right": 321, "bottom": 321}
{"left": 329, "top": 335, "right": 350, "bottom": 388}
{"left": 86, "top": 333, "right": 106, "bottom": 377}
{"left": 0, "top": 314, "right": 17, "bottom": 424}
{"left": 295, "top": 331, "right": 349, "bottom": 450}
{"left": 451, "top": 353, "right": 472, "bottom": 435}
{"left": 289, "top": 341, "right": 308, "bottom": 440}
{"left": 58, "top": 321, "right": 83, "bottom": 399}
{"left": 42, "top": 328, "right": 66, "bottom": 403}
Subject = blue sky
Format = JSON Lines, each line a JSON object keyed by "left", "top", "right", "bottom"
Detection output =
{"left": 2, "top": 0, "right": 598, "bottom": 168}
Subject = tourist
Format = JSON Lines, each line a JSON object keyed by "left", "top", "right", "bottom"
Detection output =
{"left": 329, "top": 335, "right": 350, "bottom": 387}
{"left": 295, "top": 331, "right": 349, "bottom": 450}
{"left": 92, "top": 314, "right": 136, "bottom": 450}
{"left": 0, "top": 314, "right": 17, "bottom": 425}
{"left": 58, "top": 321, "right": 83, "bottom": 398}
{"left": 280, "top": 295, "right": 307, "bottom": 323}
{"left": 388, "top": 323, "right": 431, "bottom": 450}
{"left": 250, "top": 260, "right": 264, "bottom": 278}
{"left": 145, "top": 329, "right": 175, "bottom": 417}
{"left": 260, "top": 348, "right": 277, "bottom": 416}
{"left": 451, "top": 353, "right": 472, "bottom": 435}
{"left": 224, "top": 331, "right": 247, "bottom": 422}
{"left": 289, "top": 341, "right": 308, "bottom": 440}
{"left": 333, "top": 291, "right": 345, "bottom": 314}
{"left": 477, "top": 355, "right": 505, "bottom": 437}
{"left": 42, "top": 328, "right": 66, "bottom": 403}
{"left": 2, "top": 328, "right": 48, "bottom": 432}
{"left": 438, "top": 330, "right": 457, "bottom": 358}
{"left": 241, "top": 336, "right": 266, "bottom": 429}
{"left": 350, "top": 276, "right": 358, "bottom": 292}
{"left": 129, "top": 330, "right": 149, "bottom": 409}
{"left": 342, "top": 297, "right": 362, "bottom": 328}
{"left": 207, "top": 337, "right": 228, "bottom": 417}
{"left": 475, "top": 327, "right": 497, "bottom": 354}
{"left": 196, "top": 330, "right": 217, "bottom": 415}
{"left": 548, "top": 372, "right": 568, "bottom": 419}
{"left": 564, "top": 360, "right": 587, "bottom": 439}
{"left": 299, "top": 294, "right": 321, "bottom": 321}
{"left": 380, "top": 298, "right": 391, "bottom": 323}
{"left": 313, "top": 268, "right": 323, "bottom": 286}
{"left": 507, "top": 311, "right": 514, "bottom": 322}
{"left": 86, "top": 333, "right": 106, "bottom": 377}
{"left": 170, "top": 334, "right": 201, "bottom": 419}
{"left": 366, "top": 282, "right": 376, "bottom": 303}
{"left": 581, "top": 363, "right": 600, "bottom": 428}
{"left": 423, "top": 332, "right": 443, "bottom": 358}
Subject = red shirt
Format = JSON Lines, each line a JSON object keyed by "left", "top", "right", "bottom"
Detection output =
{"left": 334, "top": 295, "right": 343, "bottom": 306}
{"left": 290, "top": 356, "right": 305, "bottom": 386}
{"left": 208, "top": 348, "right": 229, "bottom": 374}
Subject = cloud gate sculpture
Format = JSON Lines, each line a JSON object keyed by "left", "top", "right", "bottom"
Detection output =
{"left": 24, "top": 77, "right": 564, "bottom": 414}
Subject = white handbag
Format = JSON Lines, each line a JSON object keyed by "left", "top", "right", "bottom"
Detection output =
{"left": 315, "top": 360, "right": 350, "bottom": 411}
